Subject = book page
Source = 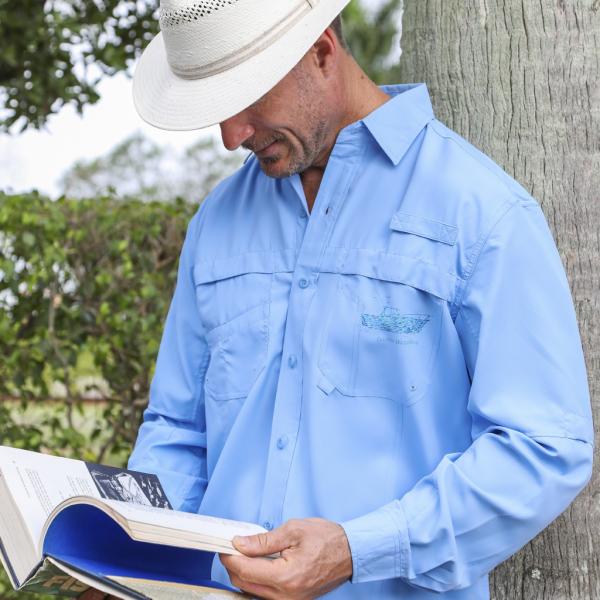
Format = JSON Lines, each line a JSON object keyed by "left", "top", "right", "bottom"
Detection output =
{"left": 103, "top": 499, "right": 267, "bottom": 542}
{"left": 43, "top": 557, "right": 250, "bottom": 599}
{"left": 0, "top": 447, "right": 100, "bottom": 546}
{"left": 84, "top": 463, "right": 170, "bottom": 509}
{"left": 0, "top": 447, "right": 171, "bottom": 548}
{"left": 109, "top": 576, "right": 250, "bottom": 599}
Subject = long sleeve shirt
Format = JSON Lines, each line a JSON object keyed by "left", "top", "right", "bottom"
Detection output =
{"left": 128, "top": 83, "right": 594, "bottom": 599}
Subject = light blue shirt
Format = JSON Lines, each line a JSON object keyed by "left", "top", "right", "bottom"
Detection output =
{"left": 128, "top": 83, "right": 594, "bottom": 598}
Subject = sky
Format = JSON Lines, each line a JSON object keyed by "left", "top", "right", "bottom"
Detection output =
{"left": 0, "top": 73, "right": 220, "bottom": 198}
{"left": 0, "top": 0, "right": 400, "bottom": 198}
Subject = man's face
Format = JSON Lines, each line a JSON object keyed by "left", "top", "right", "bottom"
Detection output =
{"left": 219, "top": 58, "right": 333, "bottom": 178}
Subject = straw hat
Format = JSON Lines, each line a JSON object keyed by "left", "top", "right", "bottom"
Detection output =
{"left": 133, "top": 0, "right": 351, "bottom": 131}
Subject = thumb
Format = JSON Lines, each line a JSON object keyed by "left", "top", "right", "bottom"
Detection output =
{"left": 232, "top": 527, "right": 289, "bottom": 557}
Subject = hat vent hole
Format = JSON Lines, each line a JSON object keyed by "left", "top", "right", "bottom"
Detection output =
{"left": 160, "top": 0, "right": 240, "bottom": 28}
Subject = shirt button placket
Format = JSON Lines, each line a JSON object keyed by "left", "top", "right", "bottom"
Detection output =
{"left": 260, "top": 158, "right": 355, "bottom": 537}
{"left": 260, "top": 273, "right": 314, "bottom": 529}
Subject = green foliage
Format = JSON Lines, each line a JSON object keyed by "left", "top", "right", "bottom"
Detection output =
{"left": 0, "top": 0, "right": 402, "bottom": 132}
{"left": 343, "top": 0, "right": 404, "bottom": 84}
{"left": 59, "top": 132, "right": 245, "bottom": 203}
{"left": 0, "top": 0, "right": 158, "bottom": 132}
{"left": 0, "top": 576, "right": 53, "bottom": 600}
{"left": 0, "top": 0, "right": 404, "bottom": 589}
{"left": 0, "top": 191, "right": 196, "bottom": 462}
{"left": 0, "top": 403, "right": 44, "bottom": 450}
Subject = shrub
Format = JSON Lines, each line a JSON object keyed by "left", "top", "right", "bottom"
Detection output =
{"left": 0, "top": 191, "right": 197, "bottom": 462}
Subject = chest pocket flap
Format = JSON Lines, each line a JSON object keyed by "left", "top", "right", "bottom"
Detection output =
{"left": 321, "top": 248, "right": 458, "bottom": 304}
{"left": 390, "top": 211, "right": 458, "bottom": 246}
{"left": 193, "top": 249, "right": 295, "bottom": 402}
{"left": 193, "top": 249, "right": 296, "bottom": 285}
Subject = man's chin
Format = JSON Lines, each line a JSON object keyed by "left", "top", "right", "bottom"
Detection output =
{"left": 257, "top": 155, "right": 296, "bottom": 178}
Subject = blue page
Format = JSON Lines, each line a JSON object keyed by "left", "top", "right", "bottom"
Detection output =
{"left": 42, "top": 504, "right": 236, "bottom": 592}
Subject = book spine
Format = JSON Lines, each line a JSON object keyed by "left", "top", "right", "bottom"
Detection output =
{"left": 0, "top": 535, "right": 19, "bottom": 589}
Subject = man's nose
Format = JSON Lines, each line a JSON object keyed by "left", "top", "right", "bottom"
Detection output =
{"left": 219, "top": 113, "right": 255, "bottom": 151}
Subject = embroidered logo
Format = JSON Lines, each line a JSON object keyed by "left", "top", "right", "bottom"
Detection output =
{"left": 361, "top": 307, "right": 430, "bottom": 334}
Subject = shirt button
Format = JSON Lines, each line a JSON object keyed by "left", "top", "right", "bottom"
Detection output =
{"left": 298, "top": 278, "right": 309, "bottom": 289}
{"left": 263, "top": 521, "right": 273, "bottom": 531}
{"left": 288, "top": 355, "right": 298, "bottom": 369}
{"left": 277, "top": 435, "right": 289, "bottom": 450}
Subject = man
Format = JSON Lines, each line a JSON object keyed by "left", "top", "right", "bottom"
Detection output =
{"left": 124, "top": 0, "right": 594, "bottom": 598}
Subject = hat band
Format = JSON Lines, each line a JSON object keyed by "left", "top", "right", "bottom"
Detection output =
{"left": 169, "top": 0, "right": 317, "bottom": 80}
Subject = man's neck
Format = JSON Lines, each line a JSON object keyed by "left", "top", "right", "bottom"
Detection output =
{"left": 301, "top": 167, "right": 325, "bottom": 213}
{"left": 301, "top": 72, "right": 391, "bottom": 213}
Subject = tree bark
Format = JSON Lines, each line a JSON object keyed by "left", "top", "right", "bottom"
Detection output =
{"left": 399, "top": 1, "right": 599, "bottom": 598}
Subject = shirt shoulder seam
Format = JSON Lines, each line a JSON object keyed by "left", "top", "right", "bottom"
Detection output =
{"left": 451, "top": 198, "right": 518, "bottom": 320}
{"left": 428, "top": 120, "right": 531, "bottom": 202}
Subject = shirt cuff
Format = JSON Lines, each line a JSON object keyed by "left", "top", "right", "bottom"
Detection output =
{"left": 340, "top": 500, "right": 411, "bottom": 584}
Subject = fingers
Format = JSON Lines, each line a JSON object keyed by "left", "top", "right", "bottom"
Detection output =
{"left": 226, "top": 573, "right": 280, "bottom": 599}
{"left": 233, "top": 523, "right": 297, "bottom": 557}
{"left": 221, "top": 518, "right": 353, "bottom": 599}
{"left": 221, "top": 554, "right": 294, "bottom": 600}
{"left": 220, "top": 553, "right": 284, "bottom": 585}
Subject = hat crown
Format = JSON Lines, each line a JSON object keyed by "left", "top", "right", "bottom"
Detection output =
{"left": 133, "top": 0, "right": 349, "bottom": 130}
{"left": 159, "top": 0, "right": 318, "bottom": 80}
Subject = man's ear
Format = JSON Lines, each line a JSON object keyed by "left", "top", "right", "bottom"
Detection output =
{"left": 311, "top": 28, "right": 339, "bottom": 76}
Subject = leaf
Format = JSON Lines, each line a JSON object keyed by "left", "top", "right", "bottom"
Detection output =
{"left": 22, "top": 231, "right": 35, "bottom": 246}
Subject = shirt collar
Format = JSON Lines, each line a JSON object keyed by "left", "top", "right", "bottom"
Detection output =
{"left": 358, "top": 83, "right": 435, "bottom": 166}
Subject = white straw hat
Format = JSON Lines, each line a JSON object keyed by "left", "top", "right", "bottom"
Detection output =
{"left": 133, "top": 0, "right": 351, "bottom": 131}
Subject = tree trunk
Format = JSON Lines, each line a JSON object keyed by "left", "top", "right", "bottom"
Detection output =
{"left": 399, "top": 1, "right": 599, "bottom": 598}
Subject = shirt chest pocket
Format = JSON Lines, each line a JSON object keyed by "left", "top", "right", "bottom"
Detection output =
{"left": 194, "top": 255, "right": 274, "bottom": 402}
{"left": 317, "top": 214, "right": 458, "bottom": 406}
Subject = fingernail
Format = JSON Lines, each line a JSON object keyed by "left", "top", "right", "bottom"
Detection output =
{"left": 233, "top": 536, "right": 247, "bottom": 548}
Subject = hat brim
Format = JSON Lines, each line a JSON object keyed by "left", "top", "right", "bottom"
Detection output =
{"left": 133, "top": 0, "right": 350, "bottom": 131}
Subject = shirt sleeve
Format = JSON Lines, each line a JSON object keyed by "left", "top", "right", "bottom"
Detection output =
{"left": 128, "top": 203, "right": 210, "bottom": 513}
{"left": 341, "top": 198, "right": 594, "bottom": 591}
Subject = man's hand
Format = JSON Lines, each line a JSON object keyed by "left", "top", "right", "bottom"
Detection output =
{"left": 219, "top": 518, "right": 353, "bottom": 600}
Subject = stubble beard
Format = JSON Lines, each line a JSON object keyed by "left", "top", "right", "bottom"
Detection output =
{"left": 258, "top": 116, "right": 329, "bottom": 179}
{"left": 258, "top": 65, "right": 330, "bottom": 178}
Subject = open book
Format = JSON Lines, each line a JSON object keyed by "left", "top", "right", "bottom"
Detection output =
{"left": 0, "top": 446, "right": 265, "bottom": 598}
